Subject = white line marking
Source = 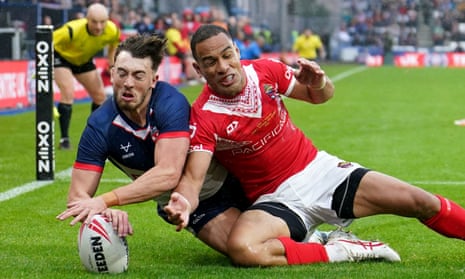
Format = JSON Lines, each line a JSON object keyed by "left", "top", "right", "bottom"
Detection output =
{"left": 100, "top": 178, "right": 132, "bottom": 184}
{"left": 0, "top": 168, "right": 72, "bottom": 202}
{"left": 410, "top": 181, "right": 465, "bottom": 186}
{"left": 331, "top": 66, "right": 368, "bottom": 82}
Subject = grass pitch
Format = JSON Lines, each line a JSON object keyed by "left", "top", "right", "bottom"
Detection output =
{"left": 1, "top": 64, "right": 465, "bottom": 278}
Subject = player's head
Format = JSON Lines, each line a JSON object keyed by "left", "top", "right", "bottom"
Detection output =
{"left": 190, "top": 24, "right": 245, "bottom": 98}
{"left": 86, "top": 3, "right": 109, "bottom": 36}
{"left": 114, "top": 34, "right": 166, "bottom": 72}
{"left": 111, "top": 34, "right": 166, "bottom": 113}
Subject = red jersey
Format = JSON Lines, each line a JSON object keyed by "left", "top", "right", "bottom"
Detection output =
{"left": 189, "top": 58, "right": 318, "bottom": 202}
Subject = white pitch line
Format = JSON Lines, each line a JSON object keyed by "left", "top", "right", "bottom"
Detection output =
{"left": 331, "top": 66, "right": 368, "bottom": 82}
{"left": 100, "top": 178, "right": 132, "bottom": 184}
{"left": 409, "top": 181, "right": 465, "bottom": 186}
{"left": 0, "top": 168, "right": 72, "bottom": 202}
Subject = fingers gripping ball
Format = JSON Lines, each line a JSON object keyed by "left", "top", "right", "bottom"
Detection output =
{"left": 78, "top": 215, "right": 129, "bottom": 274}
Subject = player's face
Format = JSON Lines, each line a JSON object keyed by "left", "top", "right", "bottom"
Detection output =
{"left": 111, "top": 51, "right": 157, "bottom": 119}
{"left": 193, "top": 33, "right": 245, "bottom": 98}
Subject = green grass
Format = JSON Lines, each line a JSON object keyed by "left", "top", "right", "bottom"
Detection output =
{"left": 1, "top": 64, "right": 465, "bottom": 278}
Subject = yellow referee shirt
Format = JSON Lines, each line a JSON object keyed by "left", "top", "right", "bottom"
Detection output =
{"left": 53, "top": 18, "right": 120, "bottom": 66}
{"left": 292, "top": 34, "right": 323, "bottom": 60}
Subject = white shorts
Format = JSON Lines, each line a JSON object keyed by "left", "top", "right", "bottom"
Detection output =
{"left": 254, "top": 150, "right": 364, "bottom": 235}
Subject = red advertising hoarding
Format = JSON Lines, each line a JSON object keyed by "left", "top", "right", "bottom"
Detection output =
{"left": 0, "top": 57, "right": 183, "bottom": 111}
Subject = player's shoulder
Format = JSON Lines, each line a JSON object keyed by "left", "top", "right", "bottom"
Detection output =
{"left": 87, "top": 99, "right": 118, "bottom": 127}
{"left": 152, "top": 81, "right": 190, "bottom": 109}
{"left": 249, "top": 57, "right": 285, "bottom": 67}
{"left": 243, "top": 58, "right": 288, "bottom": 77}
{"left": 154, "top": 81, "right": 186, "bottom": 98}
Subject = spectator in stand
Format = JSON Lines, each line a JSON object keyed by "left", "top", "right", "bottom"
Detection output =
{"left": 134, "top": 13, "right": 154, "bottom": 35}
{"left": 331, "top": 23, "right": 352, "bottom": 60}
{"left": 209, "top": 6, "right": 229, "bottom": 31}
{"left": 199, "top": 10, "right": 211, "bottom": 25}
{"left": 180, "top": 8, "right": 201, "bottom": 40}
{"left": 153, "top": 15, "right": 167, "bottom": 39}
{"left": 109, "top": 9, "right": 122, "bottom": 30}
{"left": 293, "top": 28, "right": 326, "bottom": 61}
{"left": 238, "top": 16, "right": 254, "bottom": 39}
{"left": 42, "top": 15, "right": 53, "bottom": 26}
{"left": 244, "top": 35, "right": 264, "bottom": 60}
{"left": 233, "top": 30, "right": 262, "bottom": 60}
{"left": 233, "top": 30, "right": 247, "bottom": 57}
{"left": 227, "top": 15, "right": 238, "bottom": 38}
{"left": 432, "top": 18, "right": 446, "bottom": 46}
{"left": 255, "top": 22, "right": 274, "bottom": 53}
{"left": 122, "top": 9, "right": 139, "bottom": 30}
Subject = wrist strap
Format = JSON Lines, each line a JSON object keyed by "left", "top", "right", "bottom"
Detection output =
{"left": 309, "top": 75, "right": 327, "bottom": 91}
{"left": 100, "top": 191, "right": 120, "bottom": 207}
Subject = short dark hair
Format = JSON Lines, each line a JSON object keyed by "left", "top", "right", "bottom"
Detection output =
{"left": 114, "top": 34, "right": 167, "bottom": 71}
{"left": 190, "top": 24, "right": 232, "bottom": 61}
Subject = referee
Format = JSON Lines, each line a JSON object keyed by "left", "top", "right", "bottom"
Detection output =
{"left": 53, "top": 3, "right": 120, "bottom": 149}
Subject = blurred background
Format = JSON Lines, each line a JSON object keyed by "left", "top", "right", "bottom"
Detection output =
{"left": 1, "top": 0, "right": 464, "bottom": 62}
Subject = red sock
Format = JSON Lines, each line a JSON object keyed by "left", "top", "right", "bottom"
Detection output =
{"left": 277, "top": 237, "right": 329, "bottom": 265}
{"left": 422, "top": 195, "right": 465, "bottom": 240}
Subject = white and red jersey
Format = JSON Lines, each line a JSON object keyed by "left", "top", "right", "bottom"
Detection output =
{"left": 190, "top": 58, "right": 318, "bottom": 202}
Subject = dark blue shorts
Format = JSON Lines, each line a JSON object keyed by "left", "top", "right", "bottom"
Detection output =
{"left": 157, "top": 174, "right": 249, "bottom": 234}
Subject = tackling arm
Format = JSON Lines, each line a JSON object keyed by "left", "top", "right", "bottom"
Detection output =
{"left": 164, "top": 151, "right": 213, "bottom": 231}
{"left": 111, "top": 136, "right": 189, "bottom": 204}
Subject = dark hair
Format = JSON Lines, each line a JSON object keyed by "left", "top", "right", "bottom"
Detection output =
{"left": 114, "top": 34, "right": 167, "bottom": 71}
{"left": 190, "top": 24, "right": 232, "bottom": 61}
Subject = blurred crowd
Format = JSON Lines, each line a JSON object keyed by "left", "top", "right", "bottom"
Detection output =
{"left": 107, "top": 5, "right": 275, "bottom": 83}
{"left": 101, "top": 0, "right": 465, "bottom": 65}
{"left": 334, "top": 0, "right": 465, "bottom": 55}
{"left": 41, "top": 0, "right": 465, "bottom": 67}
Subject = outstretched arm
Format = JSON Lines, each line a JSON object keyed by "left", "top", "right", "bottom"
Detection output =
{"left": 57, "top": 136, "right": 189, "bottom": 225}
{"left": 60, "top": 168, "right": 134, "bottom": 236}
{"left": 164, "top": 151, "right": 213, "bottom": 231}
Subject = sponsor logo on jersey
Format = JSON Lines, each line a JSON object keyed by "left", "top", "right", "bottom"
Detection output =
{"left": 263, "top": 84, "right": 278, "bottom": 99}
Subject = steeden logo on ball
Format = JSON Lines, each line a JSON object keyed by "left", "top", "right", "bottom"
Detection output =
{"left": 78, "top": 215, "right": 129, "bottom": 274}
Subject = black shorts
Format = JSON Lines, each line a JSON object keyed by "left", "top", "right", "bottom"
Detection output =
{"left": 54, "top": 51, "right": 96, "bottom": 74}
{"left": 331, "top": 168, "right": 370, "bottom": 219}
{"left": 248, "top": 202, "right": 307, "bottom": 241}
{"left": 157, "top": 174, "right": 249, "bottom": 234}
{"left": 246, "top": 168, "right": 370, "bottom": 242}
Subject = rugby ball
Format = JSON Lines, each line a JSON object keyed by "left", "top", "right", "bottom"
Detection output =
{"left": 78, "top": 214, "right": 129, "bottom": 274}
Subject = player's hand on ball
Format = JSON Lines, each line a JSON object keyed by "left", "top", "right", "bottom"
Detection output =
{"left": 56, "top": 197, "right": 107, "bottom": 226}
{"left": 102, "top": 208, "right": 134, "bottom": 237}
{"left": 164, "top": 192, "right": 191, "bottom": 232}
